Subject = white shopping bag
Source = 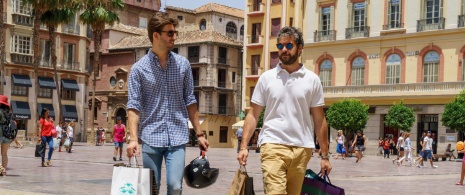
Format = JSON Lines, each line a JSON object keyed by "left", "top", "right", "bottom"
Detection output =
{"left": 53, "top": 138, "right": 59, "bottom": 149}
{"left": 111, "top": 157, "right": 154, "bottom": 195}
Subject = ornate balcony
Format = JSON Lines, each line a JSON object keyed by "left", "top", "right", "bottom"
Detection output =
{"left": 383, "top": 22, "right": 404, "bottom": 30}
{"left": 248, "top": 3, "right": 265, "bottom": 16}
{"left": 12, "top": 14, "right": 32, "bottom": 27}
{"left": 247, "top": 35, "right": 263, "bottom": 48}
{"left": 314, "top": 30, "right": 336, "bottom": 42}
{"left": 345, "top": 26, "right": 370, "bottom": 39}
{"left": 39, "top": 58, "right": 52, "bottom": 68}
{"left": 11, "top": 53, "right": 33, "bottom": 65}
{"left": 62, "top": 24, "right": 80, "bottom": 35}
{"left": 417, "top": 17, "right": 445, "bottom": 32}
{"left": 61, "top": 61, "right": 80, "bottom": 71}
{"left": 245, "top": 67, "right": 262, "bottom": 80}
{"left": 217, "top": 57, "right": 229, "bottom": 65}
{"left": 459, "top": 15, "right": 465, "bottom": 28}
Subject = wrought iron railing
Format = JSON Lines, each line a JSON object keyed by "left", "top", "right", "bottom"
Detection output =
{"left": 11, "top": 53, "right": 33, "bottom": 65}
{"left": 247, "top": 35, "right": 263, "bottom": 45}
{"left": 383, "top": 22, "right": 404, "bottom": 30}
{"left": 245, "top": 67, "right": 262, "bottom": 76}
{"left": 62, "top": 24, "right": 80, "bottom": 35}
{"left": 39, "top": 58, "right": 52, "bottom": 68}
{"left": 249, "top": 3, "right": 265, "bottom": 12}
{"left": 61, "top": 61, "right": 80, "bottom": 71}
{"left": 458, "top": 15, "right": 465, "bottom": 28}
{"left": 12, "top": 14, "right": 32, "bottom": 26}
{"left": 314, "top": 30, "right": 336, "bottom": 42}
{"left": 217, "top": 57, "right": 227, "bottom": 65}
{"left": 417, "top": 17, "right": 445, "bottom": 32}
{"left": 188, "top": 56, "right": 199, "bottom": 63}
{"left": 345, "top": 26, "right": 370, "bottom": 39}
{"left": 323, "top": 82, "right": 465, "bottom": 96}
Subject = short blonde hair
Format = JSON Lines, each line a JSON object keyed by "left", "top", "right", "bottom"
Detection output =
{"left": 337, "top": 130, "right": 343, "bottom": 135}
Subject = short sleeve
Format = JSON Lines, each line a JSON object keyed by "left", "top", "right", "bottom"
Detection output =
{"left": 127, "top": 65, "right": 142, "bottom": 112}
{"left": 310, "top": 77, "right": 325, "bottom": 107}
{"left": 39, "top": 118, "right": 44, "bottom": 125}
{"left": 251, "top": 75, "right": 266, "bottom": 106}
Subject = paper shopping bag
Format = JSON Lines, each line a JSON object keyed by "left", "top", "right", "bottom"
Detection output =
{"left": 301, "top": 169, "right": 345, "bottom": 195}
{"left": 228, "top": 166, "right": 255, "bottom": 195}
{"left": 243, "top": 175, "right": 255, "bottom": 195}
{"left": 111, "top": 161, "right": 154, "bottom": 195}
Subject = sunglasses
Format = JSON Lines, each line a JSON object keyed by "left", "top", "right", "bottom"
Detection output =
{"left": 159, "top": 30, "right": 178, "bottom": 37}
{"left": 276, "top": 43, "right": 294, "bottom": 50}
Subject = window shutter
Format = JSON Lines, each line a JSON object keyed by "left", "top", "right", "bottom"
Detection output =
{"left": 63, "top": 43, "right": 69, "bottom": 64}
{"left": 330, "top": 6, "right": 335, "bottom": 30}
{"left": 462, "top": 0, "right": 465, "bottom": 15}
{"left": 40, "top": 40, "right": 45, "bottom": 60}
{"left": 319, "top": 8, "right": 323, "bottom": 31}
{"left": 420, "top": 0, "right": 425, "bottom": 19}
{"left": 364, "top": 1, "right": 369, "bottom": 26}
{"left": 386, "top": 0, "right": 392, "bottom": 27}
{"left": 45, "top": 41, "right": 50, "bottom": 62}
{"left": 439, "top": 0, "right": 443, "bottom": 18}
{"left": 462, "top": 59, "right": 465, "bottom": 81}
{"left": 398, "top": 0, "right": 402, "bottom": 26}
{"left": 71, "top": 44, "right": 75, "bottom": 63}
{"left": 347, "top": 3, "right": 353, "bottom": 27}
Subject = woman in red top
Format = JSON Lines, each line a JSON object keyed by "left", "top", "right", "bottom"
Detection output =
{"left": 383, "top": 137, "right": 390, "bottom": 159}
{"left": 38, "top": 108, "right": 55, "bottom": 167}
{"left": 112, "top": 116, "right": 126, "bottom": 161}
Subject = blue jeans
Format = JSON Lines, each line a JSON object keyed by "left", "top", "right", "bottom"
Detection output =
{"left": 41, "top": 136, "right": 54, "bottom": 162}
{"left": 142, "top": 143, "right": 186, "bottom": 195}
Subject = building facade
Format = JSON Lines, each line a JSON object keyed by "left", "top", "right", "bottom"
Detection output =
{"left": 2, "top": 0, "right": 90, "bottom": 141}
{"left": 303, "top": 0, "right": 465, "bottom": 154}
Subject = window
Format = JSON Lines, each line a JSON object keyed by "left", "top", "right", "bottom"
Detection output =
{"left": 386, "top": 0, "right": 402, "bottom": 29}
{"left": 240, "top": 25, "right": 244, "bottom": 36}
{"left": 139, "top": 17, "right": 147, "bottom": 28}
{"left": 62, "top": 88, "right": 76, "bottom": 100}
{"left": 177, "top": 16, "right": 183, "bottom": 21}
{"left": 12, "top": 0, "right": 32, "bottom": 15}
{"left": 192, "top": 68, "right": 200, "bottom": 86}
{"left": 251, "top": 55, "right": 260, "bottom": 75}
{"left": 38, "top": 88, "right": 52, "bottom": 98}
{"left": 110, "top": 76, "right": 116, "bottom": 87}
{"left": 232, "top": 72, "right": 236, "bottom": 83}
{"left": 353, "top": 3, "right": 366, "bottom": 29}
{"left": 425, "top": 0, "right": 442, "bottom": 23}
{"left": 218, "top": 47, "right": 227, "bottom": 64}
{"left": 218, "top": 69, "right": 227, "bottom": 88}
{"left": 250, "top": 87, "right": 255, "bottom": 105}
{"left": 386, "top": 54, "right": 401, "bottom": 84}
{"left": 271, "top": 18, "right": 281, "bottom": 37}
{"left": 270, "top": 52, "right": 279, "bottom": 69}
{"left": 320, "top": 59, "right": 332, "bottom": 87}
{"left": 423, "top": 51, "right": 440, "bottom": 82}
{"left": 351, "top": 57, "right": 365, "bottom": 85}
{"left": 290, "top": 17, "right": 293, "bottom": 27}
{"left": 188, "top": 46, "right": 200, "bottom": 63}
{"left": 218, "top": 94, "right": 227, "bottom": 114}
{"left": 219, "top": 126, "right": 228, "bottom": 143}
{"left": 199, "top": 19, "right": 206, "bottom": 30}
{"left": 11, "top": 85, "right": 28, "bottom": 96}
{"left": 93, "top": 105, "right": 98, "bottom": 120}
{"left": 63, "top": 43, "right": 76, "bottom": 68}
{"left": 272, "top": 0, "right": 281, "bottom": 3}
{"left": 226, "top": 22, "right": 237, "bottom": 40}
{"left": 11, "top": 35, "right": 32, "bottom": 54}
{"left": 320, "top": 7, "right": 332, "bottom": 33}
{"left": 40, "top": 39, "right": 50, "bottom": 66}
{"left": 251, "top": 23, "right": 261, "bottom": 43}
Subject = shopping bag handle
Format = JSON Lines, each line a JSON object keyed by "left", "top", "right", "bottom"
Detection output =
{"left": 128, "top": 156, "right": 141, "bottom": 167}
{"left": 317, "top": 171, "right": 331, "bottom": 185}
{"left": 239, "top": 165, "right": 248, "bottom": 174}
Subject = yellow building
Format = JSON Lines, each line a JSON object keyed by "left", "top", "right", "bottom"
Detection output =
{"left": 304, "top": 0, "right": 465, "bottom": 154}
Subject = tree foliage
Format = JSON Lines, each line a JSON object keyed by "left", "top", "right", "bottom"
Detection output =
{"left": 441, "top": 90, "right": 465, "bottom": 132}
{"left": 384, "top": 100, "right": 415, "bottom": 132}
{"left": 326, "top": 99, "right": 369, "bottom": 133}
{"left": 256, "top": 109, "right": 265, "bottom": 129}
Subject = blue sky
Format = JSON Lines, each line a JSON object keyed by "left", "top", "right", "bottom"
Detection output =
{"left": 163, "top": 0, "right": 245, "bottom": 10}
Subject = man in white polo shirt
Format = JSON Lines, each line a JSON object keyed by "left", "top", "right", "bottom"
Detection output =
{"left": 237, "top": 26, "right": 332, "bottom": 195}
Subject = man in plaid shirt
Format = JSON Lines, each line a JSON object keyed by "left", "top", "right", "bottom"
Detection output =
{"left": 126, "top": 13, "right": 209, "bottom": 195}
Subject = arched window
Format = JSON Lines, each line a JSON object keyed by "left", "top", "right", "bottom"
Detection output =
{"left": 240, "top": 25, "right": 244, "bottom": 36}
{"left": 320, "top": 59, "right": 332, "bottom": 87}
{"left": 351, "top": 56, "right": 365, "bottom": 85}
{"left": 423, "top": 51, "right": 439, "bottom": 82}
{"left": 110, "top": 76, "right": 116, "bottom": 87}
{"left": 226, "top": 22, "right": 237, "bottom": 39}
{"left": 199, "top": 19, "right": 206, "bottom": 30}
{"left": 386, "top": 54, "right": 401, "bottom": 84}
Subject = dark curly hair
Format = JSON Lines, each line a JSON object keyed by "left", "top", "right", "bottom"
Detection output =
{"left": 40, "top": 108, "right": 49, "bottom": 119}
{"left": 277, "top": 26, "right": 304, "bottom": 49}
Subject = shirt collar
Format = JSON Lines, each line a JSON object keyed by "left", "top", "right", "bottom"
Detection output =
{"left": 276, "top": 63, "right": 306, "bottom": 76}
{"left": 148, "top": 48, "right": 173, "bottom": 67}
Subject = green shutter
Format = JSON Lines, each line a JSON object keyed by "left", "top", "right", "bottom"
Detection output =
{"left": 330, "top": 6, "right": 335, "bottom": 30}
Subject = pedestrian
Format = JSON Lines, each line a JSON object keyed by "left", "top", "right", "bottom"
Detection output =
{"left": 389, "top": 137, "right": 395, "bottom": 155}
{"left": 12, "top": 138, "right": 23, "bottom": 149}
{"left": 66, "top": 121, "right": 74, "bottom": 153}
{"left": 416, "top": 131, "right": 438, "bottom": 168}
{"left": 126, "top": 13, "right": 209, "bottom": 194}
{"left": 334, "top": 130, "right": 346, "bottom": 160}
{"left": 383, "top": 137, "right": 390, "bottom": 159}
{"left": 100, "top": 128, "right": 105, "bottom": 146}
{"left": 96, "top": 127, "right": 102, "bottom": 146}
{"left": 352, "top": 130, "right": 367, "bottom": 163}
{"left": 392, "top": 132, "right": 404, "bottom": 165}
{"left": 236, "top": 127, "right": 243, "bottom": 153}
{"left": 59, "top": 122, "right": 68, "bottom": 152}
{"left": 55, "top": 121, "right": 63, "bottom": 151}
{"left": 0, "top": 95, "right": 13, "bottom": 175}
{"left": 236, "top": 26, "right": 331, "bottom": 195}
{"left": 414, "top": 132, "right": 427, "bottom": 166}
{"left": 398, "top": 132, "right": 414, "bottom": 166}
{"left": 37, "top": 108, "right": 54, "bottom": 167}
{"left": 378, "top": 137, "right": 384, "bottom": 156}
{"left": 456, "top": 146, "right": 465, "bottom": 186}
{"left": 112, "top": 116, "right": 125, "bottom": 161}
{"left": 445, "top": 143, "right": 456, "bottom": 161}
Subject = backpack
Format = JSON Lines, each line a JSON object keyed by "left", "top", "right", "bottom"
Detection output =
{"left": 1, "top": 111, "right": 17, "bottom": 140}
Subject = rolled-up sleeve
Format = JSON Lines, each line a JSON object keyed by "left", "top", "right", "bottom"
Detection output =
{"left": 183, "top": 61, "right": 197, "bottom": 107}
{"left": 127, "top": 65, "right": 142, "bottom": 112}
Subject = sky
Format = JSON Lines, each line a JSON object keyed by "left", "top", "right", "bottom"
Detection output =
{"left": 163, "top": 0, "right": 245, "bottom": 10}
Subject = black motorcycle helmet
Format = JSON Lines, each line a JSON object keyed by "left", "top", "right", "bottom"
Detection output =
{"left": 184, "top": 151, "right": 219, "bottom": 188}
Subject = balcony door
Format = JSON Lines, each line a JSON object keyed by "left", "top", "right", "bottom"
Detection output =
{"left": 192, "top": 68, "right": 200, "bottom": 86}
{"left": 218, "top": 69, "right": 227, "bottom": 88}
{"left": 251, "top": 55, "right": 260, "bottom": 75}
{"left": 252, "top": 23, "right": 261, "bottom": 43}
{"left": 188, "top": 46, "right": 200, "bottom": 63}
{"left": 218, "top": 94, "right": 227, "bottom": 115}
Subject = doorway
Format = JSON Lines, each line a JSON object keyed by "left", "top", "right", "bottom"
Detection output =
{"left": 417, "top": 114, "right": 438, "bottom": 154}
{"left": 115, "top": 108, "right": 127, "bottom": 125}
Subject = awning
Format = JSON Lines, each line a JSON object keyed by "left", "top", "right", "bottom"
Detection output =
{"left": 37, "top": 103, "right": 55, "bottom": 120}
{"left": 188, "top": 117, "right": 205, "bottom": 129}
{"left": 62, "top": 105, "right": 78, "bottom": 122}
{"left": 11, "top": 101, "right": 31, "bottom": 119}
{"left": 232, "top": 120, "right": 244, "bottom": 129}
{"left": 12, "top": 74, "right": 32, "bottom": 87}
{"left": 61, "top": 79, "right": 80, "bottom": 91}
{"left": 38, "top": 76, "right": 56, "bottom": 89}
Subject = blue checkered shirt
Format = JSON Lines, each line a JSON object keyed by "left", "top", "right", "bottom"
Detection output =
{"left": 127, "top": 49, "right": 196, "bottom": 147}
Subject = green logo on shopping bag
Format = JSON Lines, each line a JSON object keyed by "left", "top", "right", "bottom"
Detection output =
{"left": 119, "top": 183, "right": 136, "bottom": 195}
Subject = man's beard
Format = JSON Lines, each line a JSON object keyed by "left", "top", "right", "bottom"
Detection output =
{"left": 279, "top": 52, "right": 299, "bottom": 65}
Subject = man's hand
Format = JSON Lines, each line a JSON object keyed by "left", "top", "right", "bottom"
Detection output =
{"left": 126, "top": 140, "right": 140, "bottom": 158}
{"left": 197, "top": 137, "right": 209, "bottom": 151}
{"left": 320, "top": 159, "right": 332, "bottom": 176}
{"left": 237, "top": 149, "right": 249, "bottom": 165}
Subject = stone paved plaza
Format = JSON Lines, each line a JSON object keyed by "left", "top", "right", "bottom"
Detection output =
{"left": 0, "top": 142, "right": 463, "bottom": 195}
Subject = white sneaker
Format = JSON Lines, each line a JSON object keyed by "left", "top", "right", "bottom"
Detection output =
{"left": 432, "top": 165, "right": 438, "bottom": 168}
{"left": 417, "top": 164, "right": 421, "bottom": 168}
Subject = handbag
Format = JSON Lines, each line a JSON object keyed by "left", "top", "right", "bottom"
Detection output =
{"left": 111, "top": 157, "right": 155, "bottom": 195}
{"left": 35, "top": 141, "right": 45, "bottom": 158}
{"left": 53, "top": 138, "right": 59, "bottom": 149}
{"left": 51, "top": 126, "right": 57, "bottom": 138}
{"left": 301, "top": 169, "right": 345, "bottom": 195}
{"left": 341, "top": 147, "right": 346, "bottom": 154}
{"left": 228, "top": 165, "right": 255, "bottom": 195}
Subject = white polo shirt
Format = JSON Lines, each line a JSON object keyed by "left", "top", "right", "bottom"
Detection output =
{"left": 251, "top": 64, "right": 325, "bottom": 148}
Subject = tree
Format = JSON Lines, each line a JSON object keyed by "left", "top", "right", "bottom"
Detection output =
{"left": 384, "top": 100, "right": 415, "bottom": 132}
{"left": 441, "top": 89, "right": 465, "bottom": 132}
{"left": 0, "top": 0, "right": 5, "bottom": 94}
{"left": 79, "top": 0, "right": 124, "bottom": 141}
{"left": 256, "top": 109, "right": 265, "bottom": 129}
{"left": 40, "top": 4, "right": 78, "bottom": 122}
{"left": 326, "top": 99, "right": 369, "bottom": 143}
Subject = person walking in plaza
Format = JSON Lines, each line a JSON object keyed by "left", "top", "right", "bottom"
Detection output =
{"left": 0, "top": 95, "right": 13, "bottom": 175}
{"left": 378, "top": 137, "right": 384, "bottom": 156}
{"left": 417, "top": 131, "right": 438, "bottom": 168}
{"left": 445, "top": 143, "right": 457, "bottom": 161}
{"left": 389, "top": 137, "right": 395, "bottom": 155}
{"left": 236, "top": 127, "right": 243, "bottom": 153}
{"left": 38, "top": 108, "right": 55, "bottom": 167}
{"left": 59, "top": 122, "right": 68, "bottom": 152}
{"left": 236, "top": 26, "right": 332, "bottom": 195}
{"left": 126, "top": 13, "right": 209, "bottom": 195}
{"left": 100, "top": 128, "right": 106, "bottom": 146}
{"left": 66, "top": 122, "right": 74, "bottom": 153}
{"left": 398, "top": 132, "right": 415, "bottom": 166}
{"left": 96, "top": 126, "right": 102, "bottom": 146}
{"left": 392, "top": 132, "right": 404, "bottom": 165}
{"left": 112, "top": 116, "right": 125, "bottom": 161}
{"left": 55, "top": 121, "right": 63, "bottom": 152}
{"left": 383, "top": 137, "right": 390, "bottom": 159}
{"left": 13, "top": 138, "right": 23, "bottom": 149}
{"left": 456, "top": 145, "right": 465, "bottom": 186}
{"left": 334, "top": 130, "right": 346, "bottom": 160}
{"left": 352, "top": 130, "right": 367, "bottom": 163}
{"left": 414, "top": 132, "right": 427, "bottom": 167}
